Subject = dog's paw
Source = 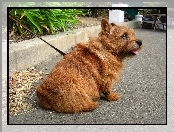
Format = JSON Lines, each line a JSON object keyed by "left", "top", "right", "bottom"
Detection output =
{"left": 106, "top": 92, "right": 120, "bottom": 101}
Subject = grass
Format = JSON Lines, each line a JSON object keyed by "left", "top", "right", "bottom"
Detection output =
{"left": 9, "top": 9, "right": 86, "bottom": 36}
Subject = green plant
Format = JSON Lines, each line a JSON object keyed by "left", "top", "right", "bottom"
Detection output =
{"left": 9, "top": 9, "right": 85, "bottom": 35}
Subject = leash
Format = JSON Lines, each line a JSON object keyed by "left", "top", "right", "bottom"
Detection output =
{"left": 5, "top": 10, "right": 66, "bottom": 56}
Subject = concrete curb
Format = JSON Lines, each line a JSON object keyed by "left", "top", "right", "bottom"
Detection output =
{"left": 9, "top": 21, "right": 141, "bottom": 72}
{"left": 9, "top": 26, "right": 101, "bottom": 72}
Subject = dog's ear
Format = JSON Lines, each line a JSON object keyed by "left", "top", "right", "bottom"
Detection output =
{"left": 111, "top": 23, "right": 116, "bottom": 26}
{"left": 101, "top": 19, "right": 110, "bottom": 32}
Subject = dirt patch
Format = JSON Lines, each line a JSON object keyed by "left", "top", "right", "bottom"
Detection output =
{"left": 9, "top": 67, "right": 44, "bottom": 115}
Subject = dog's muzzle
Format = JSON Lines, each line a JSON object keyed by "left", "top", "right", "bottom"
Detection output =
{"left": 131, "top": 40, "right": 142, "bottom": 55}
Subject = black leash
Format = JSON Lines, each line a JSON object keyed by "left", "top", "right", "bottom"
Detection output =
{"left": 6, "top": 10, "right": 66, "bottom": 56}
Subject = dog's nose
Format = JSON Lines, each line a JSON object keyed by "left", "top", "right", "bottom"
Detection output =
{"left": 136, "top": 40, "right": 142, "bottom": 46}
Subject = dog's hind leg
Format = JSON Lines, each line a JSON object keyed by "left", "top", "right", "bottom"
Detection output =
{"left": 103, "top": 91, "right": 120, "bottom": 101}
{"left": 36, "top": 86, "right": 52, "bottom": 110}
{"left": 82, "top": 100, "right": 99, "bottom": 112}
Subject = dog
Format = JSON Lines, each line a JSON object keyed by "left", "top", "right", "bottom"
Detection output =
{"left": 36, "top": 19, "right": 142, "bottom": 113}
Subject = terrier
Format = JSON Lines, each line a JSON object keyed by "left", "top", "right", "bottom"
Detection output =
{"left": 36, "top": 19, "right": 142, "bottom": 113}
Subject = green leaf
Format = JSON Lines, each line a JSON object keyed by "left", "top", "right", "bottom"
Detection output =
{"left": 24, "top": 11, "right": 43, "bottom": 34}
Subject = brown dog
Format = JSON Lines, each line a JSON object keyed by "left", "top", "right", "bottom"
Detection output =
{"left": 36, "top": 19, "right": 142, "bottom": 113}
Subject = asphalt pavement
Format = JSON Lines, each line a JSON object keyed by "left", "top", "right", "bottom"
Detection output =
{"left": 8, "top": 28, "right": 167, "bottom": 124}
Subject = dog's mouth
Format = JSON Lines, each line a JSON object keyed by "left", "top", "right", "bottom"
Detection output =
{"left": 129, "top": 47, "right": 141, "bottom": 55}
{"left": 131, "top": 50, "right": 139, "bottom": 55}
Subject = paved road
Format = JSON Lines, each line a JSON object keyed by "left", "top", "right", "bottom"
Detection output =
{"left": 8, "top": 28, "right": 167, "bottom": 124}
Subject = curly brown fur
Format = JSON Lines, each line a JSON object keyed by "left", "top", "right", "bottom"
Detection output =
{"left": 36, "top": 19, "right": 142, "bottom": 113}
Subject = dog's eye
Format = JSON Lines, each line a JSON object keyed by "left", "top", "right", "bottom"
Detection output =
{"left": 121, "top": 33, "right": 128, "bottom": 40}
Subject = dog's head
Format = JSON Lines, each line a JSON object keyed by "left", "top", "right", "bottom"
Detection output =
{"left": 99, "top": 19, "right": 142, "bottom": 58}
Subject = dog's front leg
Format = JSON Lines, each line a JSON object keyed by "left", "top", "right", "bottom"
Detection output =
{"left": 100, "top": 79, "right": 120, "bottom": 101}
{"left": 103, "top": 91, "right": 119, "bottom": 101}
